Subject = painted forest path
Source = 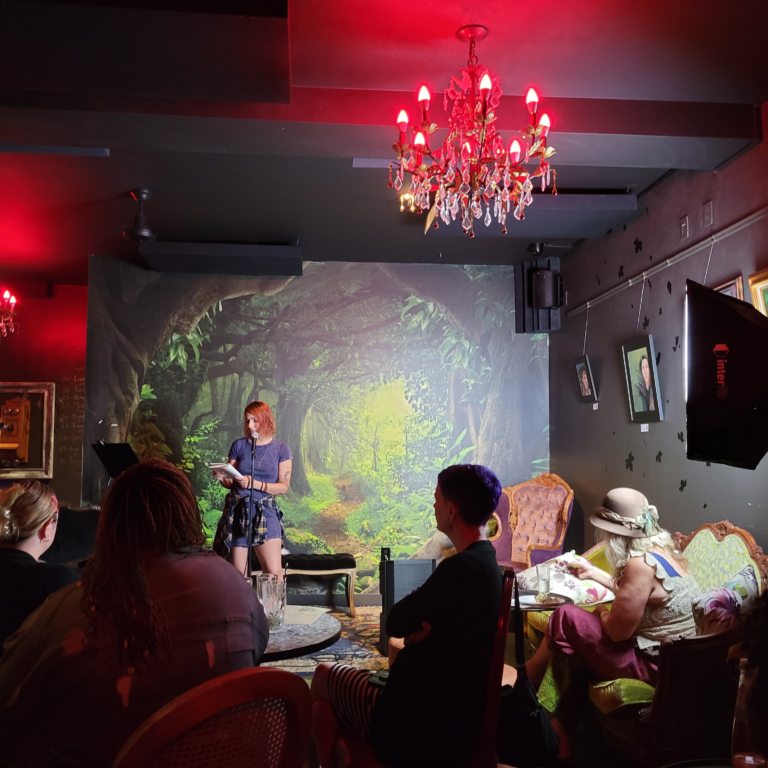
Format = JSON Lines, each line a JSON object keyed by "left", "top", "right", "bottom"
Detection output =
{"left": 310, "top": 474, "right": 366, "bottom": 555}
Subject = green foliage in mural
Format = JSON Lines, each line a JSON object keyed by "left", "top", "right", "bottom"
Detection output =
{"left": 128, "top": 410, "right": 172, "bottom": 460}
{"left": 130, "top": 262, "right": 549, "bottom": 586}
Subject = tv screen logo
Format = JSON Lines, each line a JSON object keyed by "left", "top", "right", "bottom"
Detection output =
{"left": 713, "top": 344, "right": 729, "bottom": 398}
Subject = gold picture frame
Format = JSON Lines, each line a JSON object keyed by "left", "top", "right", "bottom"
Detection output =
{"left": 748, "top": 268, "right": 768, "bottom": 316}
{"left": 0, "top": 382, "right": 55, "bottom": 479}
{"left": 715, "top": 275, "right": 744, "bottom": 301}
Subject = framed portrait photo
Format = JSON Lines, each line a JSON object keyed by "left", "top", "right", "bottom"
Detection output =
{"left": 0, "top": 382, "right": 55, "bottom": 479}
{"left": 621, "top": 336, "right": 664, "bottom": 423}
{"left": 748, "top": 268, "right": 768, "bottom": 316}
{"left": 715, "top": 275, "right": 744, "bottom": 301}
{"left": 574, "top": 356, "right": 598, "bottom": 402}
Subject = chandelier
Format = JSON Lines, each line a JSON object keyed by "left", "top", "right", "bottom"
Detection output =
{"left": 389, "top": 25, "right": 556, "bottom": 237}
{"left": 1, "top": 290, "right": 18, "bottom": 338}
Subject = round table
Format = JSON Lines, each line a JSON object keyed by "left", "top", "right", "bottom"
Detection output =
{"left": 261, "top": 612, "right": 342, "bottom": 663}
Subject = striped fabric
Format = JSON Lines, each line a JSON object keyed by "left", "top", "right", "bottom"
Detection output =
{"left": 326, "top": 664, "right": 381, "bottom": 739}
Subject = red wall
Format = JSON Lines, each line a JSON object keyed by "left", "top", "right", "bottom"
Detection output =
{"left": 0, "top": 284, "right": 88, "bottom": 504}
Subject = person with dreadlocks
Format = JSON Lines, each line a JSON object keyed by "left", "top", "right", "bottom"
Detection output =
{"left": 0, "top": 458, "right": 268, "bottom": 767}
{"left": 0, "top": 481, "right": 79, "bottom": 653}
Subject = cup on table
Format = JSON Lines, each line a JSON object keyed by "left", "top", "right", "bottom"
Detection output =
{"left": 257, "top": 573, "right": 286, "bottom": 632}
{"left": 536, "top": 563, "right": 551, "bottom": 595}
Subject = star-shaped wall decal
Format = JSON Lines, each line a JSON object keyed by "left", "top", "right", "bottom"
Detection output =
{"left": 656, "top": 351, "right": 662, "bottom": 367}
{"left": 642, "top": 315, "right": 649, "bottom": 330}
{"left": 679, "top": 479, "right": 687, "bottom": 492}
{"left": 625, "top": 452, "right": 635, "bottom": 471}
{"left": 673, "top": 336, "right": 680, "bottom": 352}
{"left": 634, "top": 238, "right": 642, "bottom": 253}
{"left": 659, "top": 307, "right": 663, "bottom": 315}
{"left": 618, "top": 266, "right": 624, "bottom": 278}
{"left": 667, "top": 281, "right": 672, "bottom": 295}
{"left": 656, "top": 451, "right": 663, "bottom": 462}
{"left": 677, "top": 432, "right": 685, "bottom": 442}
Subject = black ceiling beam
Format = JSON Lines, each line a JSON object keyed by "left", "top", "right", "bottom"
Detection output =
{"left": 19, "top": 0, "right": 287, "bottom": 15}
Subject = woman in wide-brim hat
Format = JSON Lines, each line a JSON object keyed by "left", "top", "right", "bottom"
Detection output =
{"left": 524, "top": 488, "right": 699, "bottom": 742}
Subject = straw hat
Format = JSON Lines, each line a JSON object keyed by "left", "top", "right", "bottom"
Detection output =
{"left": 589, "top": 487, "right": 661, "bottom": 539}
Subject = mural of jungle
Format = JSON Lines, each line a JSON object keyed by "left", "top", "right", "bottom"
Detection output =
{"left": 83, "top": 257, "right": 549, "bottom": 591}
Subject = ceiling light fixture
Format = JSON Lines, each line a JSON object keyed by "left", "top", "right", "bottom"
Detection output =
{"left": 389, "top": 25, "right": 557, "bottom": 237}
{"left": 1, "top": 289, "right": 18, "bottom": 339}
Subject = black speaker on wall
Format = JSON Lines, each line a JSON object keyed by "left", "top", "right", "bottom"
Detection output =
{"left": 514, "top": 256, "right": 562, "bottom": 333}
{"left": 378, "top": 549, "right": 436, "bottom": 654}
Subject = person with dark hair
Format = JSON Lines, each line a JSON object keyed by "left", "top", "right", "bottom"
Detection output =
{"left": 212, "top": 401, "right": 292, "bottom": 579}
{"left": 634, "top": 354, "right": 655, "bottom": 411}
{"left": 0, "top": 481, "right": 79, "bottom": 652}
{"left": 312, "top": 464, "right": 503, "bottom": 768}
{"left": 0, "top": 458, "right": 268, "bottom": 767}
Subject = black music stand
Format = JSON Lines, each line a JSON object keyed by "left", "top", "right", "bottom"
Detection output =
{"left": 91, "top": 442, "right": 140, "bottom": 481}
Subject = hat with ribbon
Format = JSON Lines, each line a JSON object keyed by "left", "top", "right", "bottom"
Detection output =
{"left": 589, "top": 487, "right": 661, "bottom": 539}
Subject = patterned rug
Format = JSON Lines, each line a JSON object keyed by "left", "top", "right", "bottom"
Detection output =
{"left": 263, "top": 606, "right": 388, "bottom": 679}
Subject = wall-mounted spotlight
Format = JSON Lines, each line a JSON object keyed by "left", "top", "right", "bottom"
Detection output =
{"left": 123, "top": 189, "right": 156, "bottom": 242}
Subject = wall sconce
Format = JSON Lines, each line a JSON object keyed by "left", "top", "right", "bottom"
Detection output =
{"left": 1, "top": 290, "right": 18, "bottom": 338}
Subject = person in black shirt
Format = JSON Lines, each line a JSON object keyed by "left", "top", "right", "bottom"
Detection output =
{"left": 311, "top": 464, "right": 503, "bottom": 768}
{"left": 0, "top": 481, "right": 79, "bottom": 652}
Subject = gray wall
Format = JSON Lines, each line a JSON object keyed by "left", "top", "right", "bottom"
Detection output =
{"left": 550, "top": 103, "right": 768, "bottom": 551}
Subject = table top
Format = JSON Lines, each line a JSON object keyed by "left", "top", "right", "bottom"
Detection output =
{"left": 511, "top": 589, "right": 575, "bottom": 612}
{"left": 261, "top": 612, "right": 342, "bottom": 663}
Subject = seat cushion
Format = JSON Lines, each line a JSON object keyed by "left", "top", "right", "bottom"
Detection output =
{"left": 282, "top": 553, "right": 357, "bottom": 570}
{"left": 588, "top": 678, "right": 656, "bottom": 714}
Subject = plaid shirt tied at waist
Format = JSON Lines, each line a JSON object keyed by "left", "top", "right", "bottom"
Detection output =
{"left": 212, "top": 492, "right": 284, "bottom": 558}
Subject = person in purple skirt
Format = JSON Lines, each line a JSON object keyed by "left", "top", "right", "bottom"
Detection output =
{"left": 525, "top": 487, "right": 698, "bottom": 748}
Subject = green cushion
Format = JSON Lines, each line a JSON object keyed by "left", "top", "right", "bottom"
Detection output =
{"left": 683, "top": 529, "right": 762, "bottom": 591}
{"left": 588, "top": 678, "right": 656, "bottom": 713}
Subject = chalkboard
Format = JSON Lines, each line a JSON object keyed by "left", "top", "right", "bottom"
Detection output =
{"left": 54, "top": 373, "right": 86, "bottom": 505}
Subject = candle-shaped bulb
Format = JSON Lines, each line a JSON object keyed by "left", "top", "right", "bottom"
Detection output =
{"left": 2, "top": 290, "right": 9, "bottom": 301}
{"left": 418, "top": 86, "right": 431, "bottom": 109}
{"left": 479, "top": 73, "right": 492, "bottom": 97}
{"left": 9, "top": 295, "right": 16, "bottom": 306}
{"left": 525, "top": 87, "right": 539, "bottom": 114}
{"left": 414, "top": 132, "right": 426, "bottom": 147}
{"left": 539, "top": 113, "right": 551, "bottom": 136}
{"left": 509, "top": 139, "right": 521, "bottom": 164}
{"left": 397, "top": 110, "right": 409, "bottom": 132}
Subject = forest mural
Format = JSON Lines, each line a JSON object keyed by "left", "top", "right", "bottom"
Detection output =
{"left": 83, "top": 257, "right": 548, "bottom": 591}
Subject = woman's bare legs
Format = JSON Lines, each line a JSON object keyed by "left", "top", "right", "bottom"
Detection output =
{"left": 253, "top": 536, "right": 284, "bottom": 580}
{"left": 525, "top": 639, "right": 554, "bottom": 687}
{"left": 230, "top": 545, "right": 249, "bottom": 578}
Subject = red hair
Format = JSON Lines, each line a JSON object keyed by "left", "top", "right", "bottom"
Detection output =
{"left": 243, "top": 401, "right": 276, "bottom": 438}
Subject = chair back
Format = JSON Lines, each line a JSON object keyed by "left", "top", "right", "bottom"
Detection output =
{"left": 112, "top": 667, "right": 311, "bottom": 768}
{"left": 470, "top": 567, "right": 515, "bottom": 768}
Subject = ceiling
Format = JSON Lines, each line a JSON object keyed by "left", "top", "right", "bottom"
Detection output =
{"left": 0, "top": 0, "right": 766, "bottom": 285}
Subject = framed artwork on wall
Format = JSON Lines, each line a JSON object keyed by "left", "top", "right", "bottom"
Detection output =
{"left": 715, "top": 275, "right": 744, "bottom": 301}
{"left": 0, "top": 382, "right": 55, "bottom": 479}
{"left": 621, "top": 336, "right": 664, "bottom": 423}
{"left": 574, "top": 355, "right": 598, "bottom": 402}
{"left": 748, "top": 268, "right": 768, "bottom": 316}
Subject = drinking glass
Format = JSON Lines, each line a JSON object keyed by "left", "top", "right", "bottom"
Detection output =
{"left": 536, "top": 563, "right": 551, "bottom": 595}
{"left": 257, "top": 574, "right": 286, "bottom": 632}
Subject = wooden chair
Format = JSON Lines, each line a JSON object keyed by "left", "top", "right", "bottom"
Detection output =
{"left": 488, "top": 473, "right": 574, "bottom": 567}
{"left": 112, "top": 668, "right": 311, "bottom": 768}
{"left": 310, "top": 568, "right": 515, "bottom": 768}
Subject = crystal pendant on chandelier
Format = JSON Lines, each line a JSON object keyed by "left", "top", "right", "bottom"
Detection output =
{"left": 390, "top": 25, "right": 557, "bottom": 236}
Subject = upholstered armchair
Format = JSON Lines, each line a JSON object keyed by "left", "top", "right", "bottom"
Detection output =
{"left": 489, "top": 473, "right": 573, "bottom": 568}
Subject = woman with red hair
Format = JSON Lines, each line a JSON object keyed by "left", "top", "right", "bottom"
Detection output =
{"left": 212, "top": 401, "right": 292, "bottom": 579}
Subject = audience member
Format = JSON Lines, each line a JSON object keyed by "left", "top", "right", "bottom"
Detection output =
{"left": 0, "top": 458, "right": 268, "bottom": 767}
{"left": 525, "top": 487, "right": 698, "bottom": 744}
{"left": 0, "top": 481, "right": 79, "bottom": 652}
{"left": 743, "top": 590, "right": 768, "bottom": 758}
{"left": 312, "top": 464, "right": 503, "bottom": 768}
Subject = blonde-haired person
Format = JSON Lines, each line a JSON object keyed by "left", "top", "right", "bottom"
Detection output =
{"left": 524, "top": 488, "right": 699, "bottom": 751}
{"left": 0, "top": 482, "right": 79, "bottom": 652}
{"left": 212, "top": 401, "right": 292, "bottom": 579}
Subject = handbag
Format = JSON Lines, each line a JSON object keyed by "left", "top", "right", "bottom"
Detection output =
{"left": 496, "top": 572, "right": 560, "bottom": 767}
